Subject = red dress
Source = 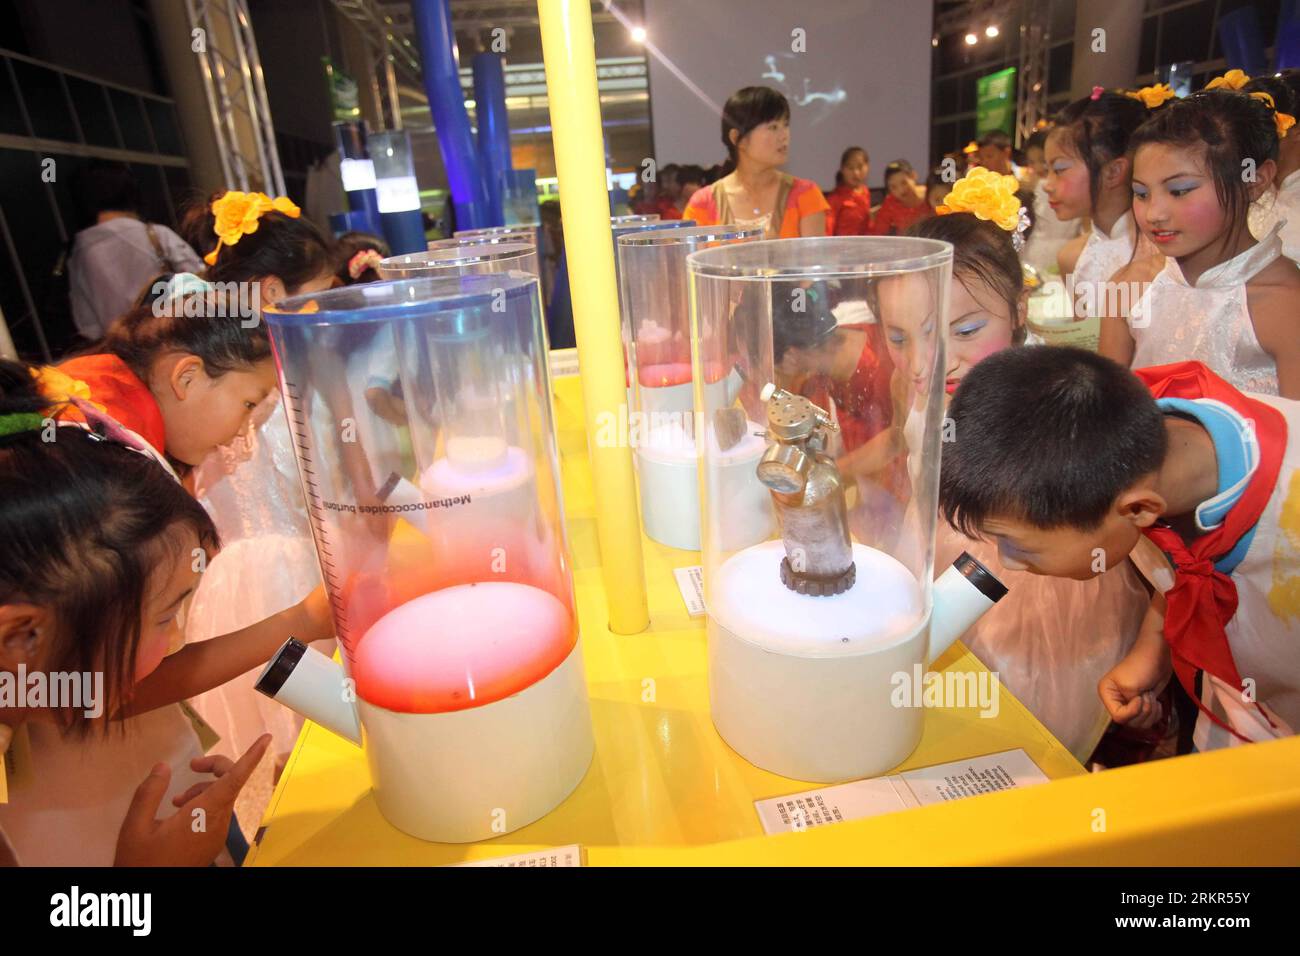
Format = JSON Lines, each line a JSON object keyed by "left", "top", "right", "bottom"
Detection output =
{"left": 800, "top": 323, "right": 893, "bottom": 450}
{"left": 826, "top": 184, "right": 872, "bottom": 236}
{"left": 868, "top": 194, "right": 933, "bottom": 236}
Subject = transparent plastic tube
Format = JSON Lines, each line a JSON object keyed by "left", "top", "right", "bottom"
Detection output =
{"left": 265, "top": 273, "right": 576, "bottom": 715}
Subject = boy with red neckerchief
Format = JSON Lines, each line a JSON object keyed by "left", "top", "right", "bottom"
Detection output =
{"left": 940, "top": 346, "right": 1300, "bottom": 750}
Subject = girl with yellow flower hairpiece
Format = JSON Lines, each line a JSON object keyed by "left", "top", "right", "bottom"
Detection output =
{"left": 1100, "top": 80, "right": 1300, "bottom": 400}
{"left": 936, "top": 165, "right": 1030, "bottom": 248}
{"left": 203, "top": 190, "right": 303, "bottom": 266}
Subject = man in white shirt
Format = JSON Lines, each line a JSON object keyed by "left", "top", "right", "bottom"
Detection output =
{"left": 67, "top": 162, "right": 202, "bottom": 340}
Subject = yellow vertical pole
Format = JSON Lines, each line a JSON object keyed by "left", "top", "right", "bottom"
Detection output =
{"left": 538, "top": 0, "right": 648, "bottom": 633}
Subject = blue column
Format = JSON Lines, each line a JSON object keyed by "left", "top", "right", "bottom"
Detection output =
{"left": 472, "top": 52, "right": 509, "bottom": 226}
{"left": 411, "top": 0, "right": 491, "bottom": 229}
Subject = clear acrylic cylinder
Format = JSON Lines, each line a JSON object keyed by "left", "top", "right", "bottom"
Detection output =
{"left": 264, "top": 273, "right": 593, "bottom": 840}
{"left": 688, "top": 236, "right": 952, "bottom": 782}
{"left": 618, "top": 224, "right": 761, "bottom": 549}
{"left": 377, "top": 240, "right": 539, "bottom": 280}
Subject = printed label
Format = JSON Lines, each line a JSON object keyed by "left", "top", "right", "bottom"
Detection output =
{"left": 755, "top": 749, "right": 1049, "bottom": 834}
{"left": 673, "top": 566, "right": 706, "bottom": 617}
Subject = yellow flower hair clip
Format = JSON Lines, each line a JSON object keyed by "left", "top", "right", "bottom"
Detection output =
{"left": 936, "top": 166, "right": 1029, "bottom": 248}
{"left": 1248, "top": 91, "right": 1297, "bottom": 139}
{"left": 204, "top": 190, "right": 302, "bottom": 266}
{"left": 1124, "top": 84, "right": 1177, "bottom": 109}
{"left": 29, "top": 366, "right": 105, "bottom": 415}
{"left": 1205, "top": 69, "right": 1251, "bottom": 92}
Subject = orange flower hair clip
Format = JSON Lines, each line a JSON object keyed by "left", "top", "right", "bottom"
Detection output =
{"left": 936, "top": 166, "right": 1029, "bottom": 249}
{"left": 1248, "top": 90, "right": 1297, "bottom": 139}
{"left": 1124, "top": 84, "right": 1177, "bottom": 109}
{"left": 1205, "top": 69, "right": 1251, "bottom": 92}
{"left": 204, "top": 190, "right": 302, "bottom": 266}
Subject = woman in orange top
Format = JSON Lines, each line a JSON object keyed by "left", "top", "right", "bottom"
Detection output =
{"left": 825, "top": 146, "right": 873, "bottom": 235}
{"left": 869, "top": 160, "right": 934, "bottom": 236}
{"left": 682, "top": 86, "right": 828, "bottom": 239}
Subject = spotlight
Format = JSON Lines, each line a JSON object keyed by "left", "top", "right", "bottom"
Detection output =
{"left": 964, "top": 32, "right": 978, "bottom": 45}
{"left": 631, "top": 26, "right": 647, "bottom": 43}
{"left": 932, "top": 36, "right": 939, "bottom": 47}
{"left": 986, "top": 25, "right": 999, "bottom": 38}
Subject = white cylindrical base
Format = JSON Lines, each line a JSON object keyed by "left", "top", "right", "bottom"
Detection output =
{"left": 637, "top": 448, "right": 699, "bottom": 550}
{"left": 357, "top": 641, "right": 594, "bottom": 842}
{"left": 708, "top": 541, "right": 930, "bottom": 782}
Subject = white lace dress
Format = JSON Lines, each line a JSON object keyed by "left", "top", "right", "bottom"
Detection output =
{"left": 1249, "top": 168, "right": 1300, "bottom": 266}
{"left": 1128, "top": 226, "right": 1282, "bottom": 395}
{"left": 1072, "top": 211, "right": 1137, "bottom": 317}
{"left": 185, "top": 395, "right": 322, "bottom": 760}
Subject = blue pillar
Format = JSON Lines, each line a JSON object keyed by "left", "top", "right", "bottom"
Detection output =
{"left": 472, "top": 52, "right": 509, "bottom": 227}
{"left": 411, "top": 0, "right": 491, "bottom": 230}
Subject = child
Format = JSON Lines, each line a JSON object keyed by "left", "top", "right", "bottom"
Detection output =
{"left": 0, "top": 357, "right": 306, "bottom": 864}
{"left": 1020, "top": 125, "right": 1083, "bottom": 278}
{"left": 1101, "top": 86, "right": 1300, "bottom": 398}
{"left": 174, "top": 195, "right": 337, "bottom": 767}
{"left": 868, "top": 160, "right": 932, "bottom": 236}
{"left": 974, "top": 129, "right": 1016, "bottom": 177}
{"left": 894, "top": 187, "right": 1147, "bottom": 761}
{"left": 1246, "top": 71, "right": 1300, "bottom": 263}
{"left": 1044, "top": 87, "right": 1159, "bottom": 294}
{"left": 826, "top": 146, "right": 873, "bottom": 235}
{"left": 941, "top": 346, "right": 1300, "bottom": 751}
{"left": 333, "top": 231, "right": 390, "bottom": 285}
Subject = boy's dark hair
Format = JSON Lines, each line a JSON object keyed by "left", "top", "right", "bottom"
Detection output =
{"left": 99, "top": 288, "right": 271, "bottom": 383}
{"left": 0, "top": 358, "right": 218, "bottom": 732}
{"left": 1050, "top": 90, "right": 1151, "bottom": 205}
{"left": 770, "top": 281, "right": 837, "bottom": 364}
{"left": 977, "top": 130, "right": 1012, "bottom": 151}
{"left": 179, "top": 192, "right": 332, "bottom": 292}
{"left": 906, "top": 212, "right": 1027, "bottom": 344}
{"left": 720, "top": 86, "right": 790, "bottom": 173}
{"left": 1129, "top": 89, "right": 1279, "bottom": 252}
{"left": 333, "top": 231, "right": 390, "bottom": 285}
{"left": 74, "top": 161, "right": 142, "bottom": 224}
{"left": 940, "top": 347, "right": 1167, "bottom": 536}
{"left": 1023, "top": 126, "right": 1050, "bottom": 154}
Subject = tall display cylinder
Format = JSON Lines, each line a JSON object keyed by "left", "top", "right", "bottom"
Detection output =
{"left": 618, "top": 224, "right": 761, "bottom": 550}
{"left": 264, "top": 273, "right": 594, "bottom": 840}
{"left": 377, "top": 240, "right": 539, "bottom": 281}
{"left": 334, "top": 120, "right": 383, "bottom": 236}
{"left": 368, "top": 129, "right": 426, "bottom": 254}
{"left": 688, "top": 237, "right": 953, "bottom": 782}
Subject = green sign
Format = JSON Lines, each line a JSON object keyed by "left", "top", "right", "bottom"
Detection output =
{"left": 976, "top": 67, "right": 1016, "bottom": 136}
{"left": 323, "top": 56, "right": 360, "bottom": 122}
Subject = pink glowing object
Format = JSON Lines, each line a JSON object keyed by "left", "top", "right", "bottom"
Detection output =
{"left": 353, "top": 581, "right": 575, "bottom": 714}
{"left": 638, "top": 362, "right": 693, "bottom": 389}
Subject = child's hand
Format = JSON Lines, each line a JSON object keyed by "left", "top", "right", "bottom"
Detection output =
{"left": 113, "top": 733, "right": 271, "bottom": 867}
{"left": 1098, "top": 647, "right": 1173, "bottom": 729}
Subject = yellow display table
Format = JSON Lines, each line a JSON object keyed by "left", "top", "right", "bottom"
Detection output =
{"left": 246, "top": 373, "right": 1300, "bottom": 866}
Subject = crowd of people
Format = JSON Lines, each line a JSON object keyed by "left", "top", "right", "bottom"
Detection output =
{"left": 3, "top": 65, "right": 1300, "bottom": 866}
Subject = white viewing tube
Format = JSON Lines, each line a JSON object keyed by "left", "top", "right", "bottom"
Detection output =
{"left": 255, "top": 639, "right": 362, "bottom": 746}
{"left": 928, "top": 551, "right": 1009, "bottom": 664}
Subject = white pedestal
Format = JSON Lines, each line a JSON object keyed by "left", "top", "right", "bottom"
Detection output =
{"left": 357, "top": 641, "right": 594, "bottom": 842}
{"left": 708, "top": 540, "right": 931, "bottom": 782}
